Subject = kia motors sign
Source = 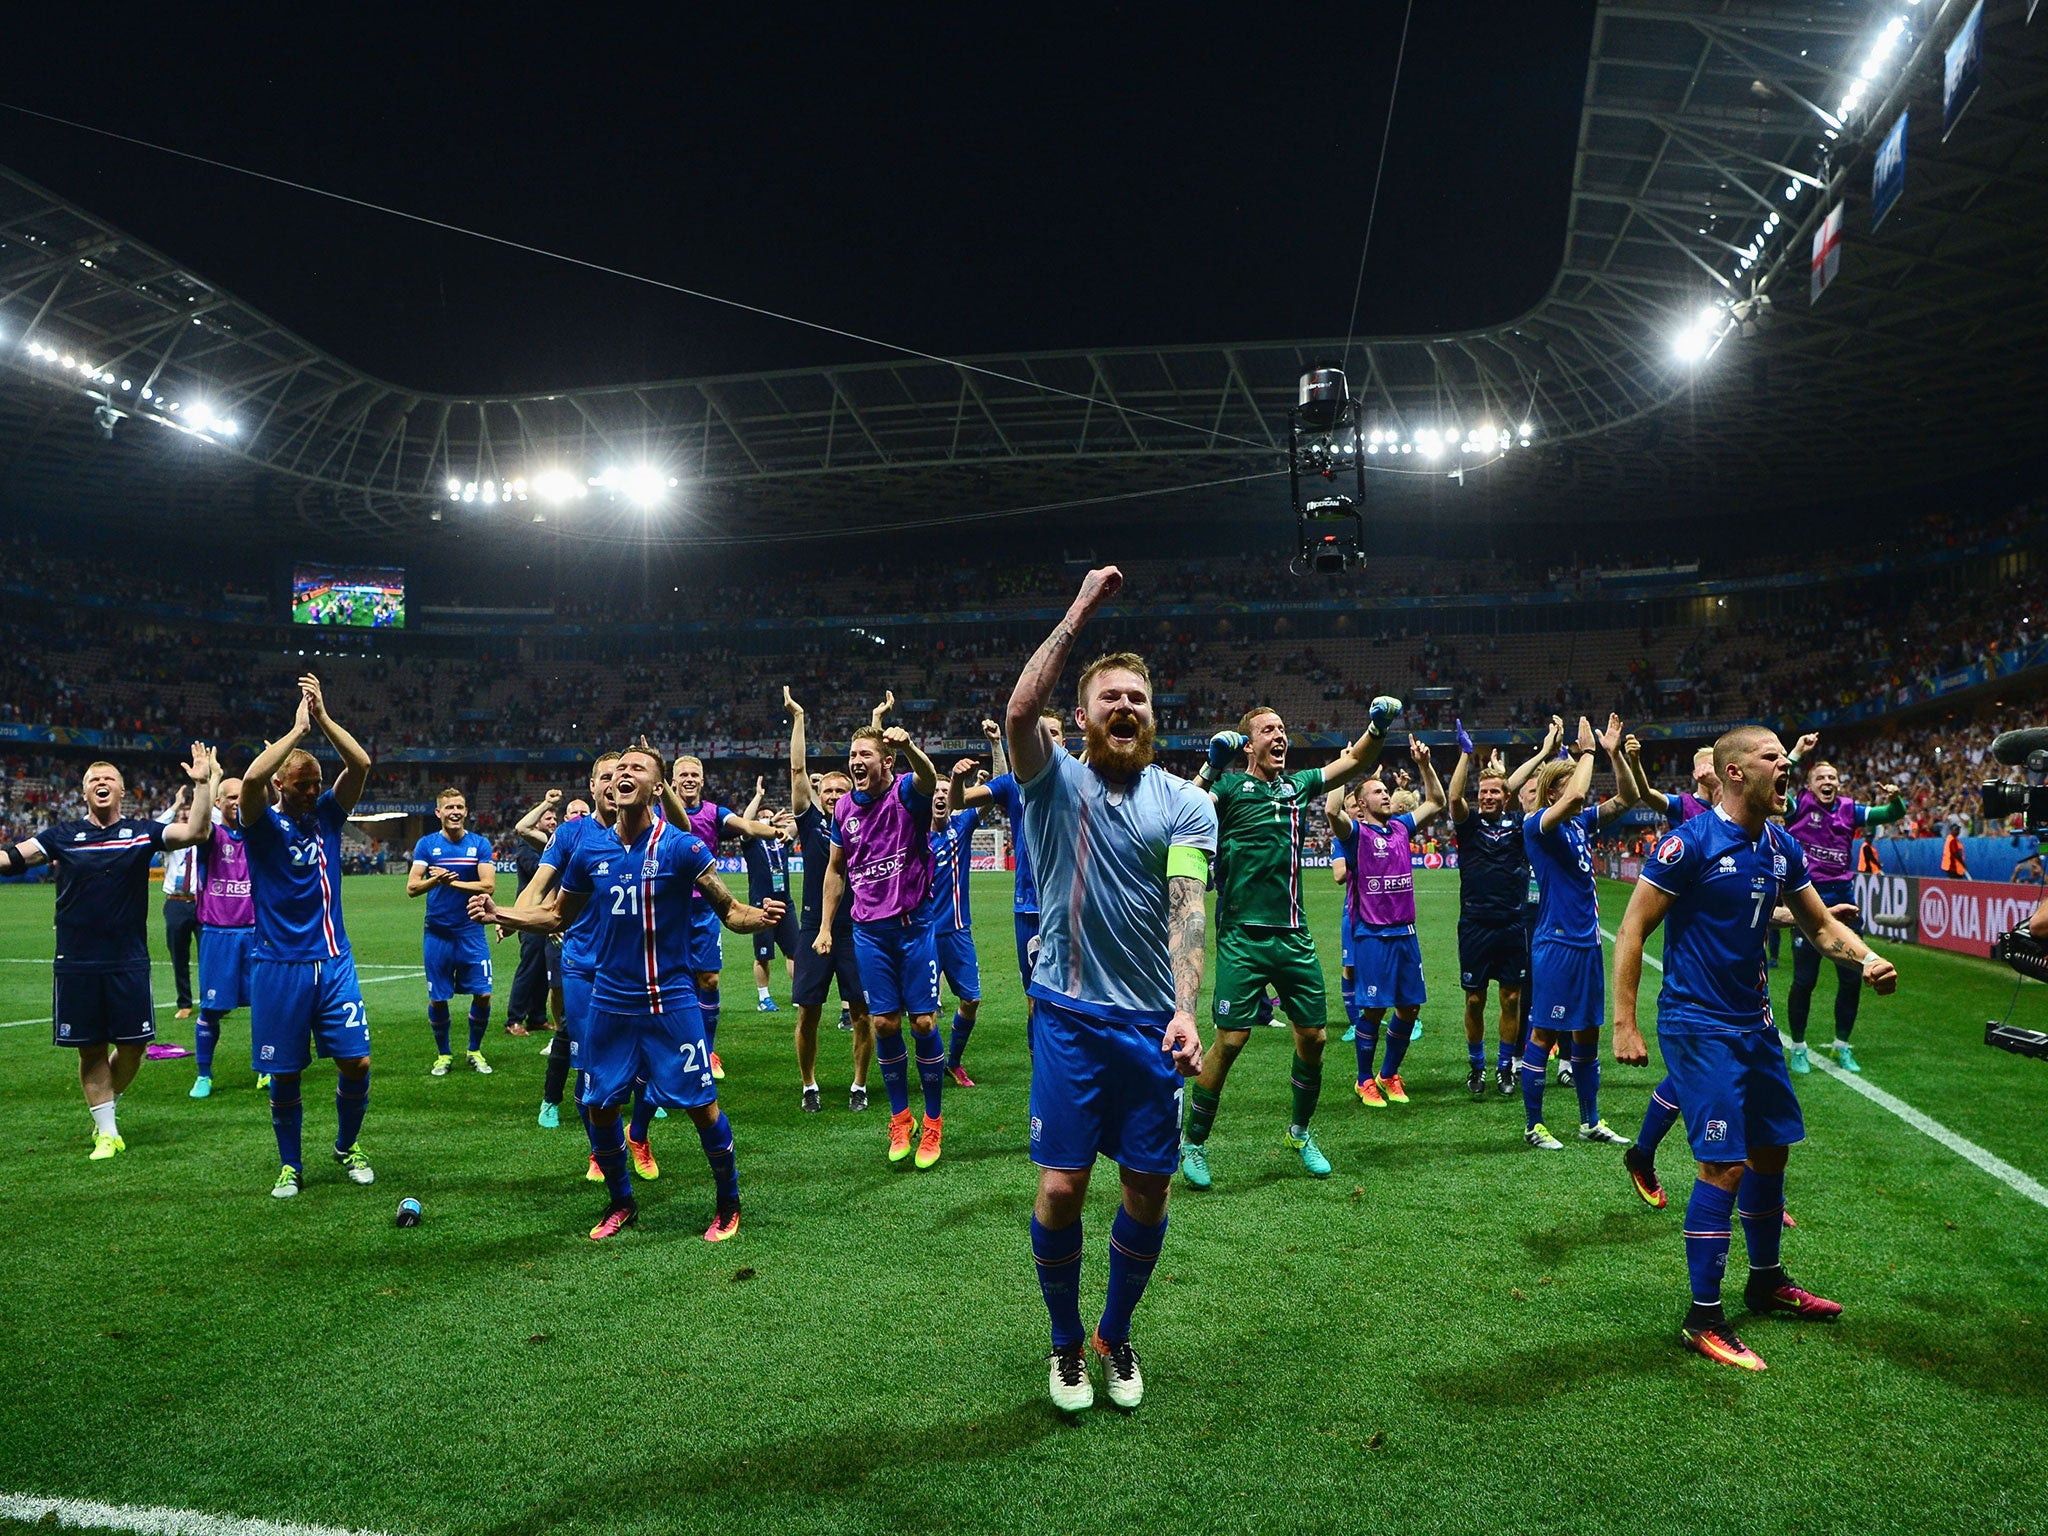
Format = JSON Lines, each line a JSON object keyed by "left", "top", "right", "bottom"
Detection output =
{"left": 1851, "top": 872, "right": 2042, "bottom": 957}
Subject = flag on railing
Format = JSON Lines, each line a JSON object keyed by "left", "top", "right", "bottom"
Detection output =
{"left": 1810, "top": 203, "right": 1845, "bottom": 304}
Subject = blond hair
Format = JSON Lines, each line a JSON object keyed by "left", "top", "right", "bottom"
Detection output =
{"left": 1077, "top": 651, "right": 1151, "bottom": 704}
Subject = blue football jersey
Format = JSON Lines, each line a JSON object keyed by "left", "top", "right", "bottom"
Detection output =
{"left": 924, "top": 808, "right": 979, "bottom": 933}
{"left": 412, "top": 830, "right": 494, "bottom": 932}
{"left": 560, "top": 817, "right": 714, "bottom": 1015}
{"left": 34, "top": 816, "right": 167, "bottom": 971}
{"left": 540, "top": 814, "right": 620, "bottom": 974}
{"left": 242, "top": 791, "right": 351, "bottom": 960}
{"left": 1523, "top": 805, "right": 1603, "bottom": 948}
{"left": 1642, "top": 810, "right": 1812, "bottom": 1035}
{"left": 983, "top": 773, "right": 1038, "bottom": 914}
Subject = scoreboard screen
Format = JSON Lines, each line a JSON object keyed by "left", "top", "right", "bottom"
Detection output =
{"left": 291, "top": 565, "right": 405, "bottom": 629}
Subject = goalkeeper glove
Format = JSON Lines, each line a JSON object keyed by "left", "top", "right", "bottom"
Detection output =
{"left": 1367, "top": 696, "right": 1402, "bottom": 737}
{"left": 1206, "top": 731, "right": 1247, "bottom": 772}
{"left": 1455, "top": 717, "right": 1474, "bottom": 757}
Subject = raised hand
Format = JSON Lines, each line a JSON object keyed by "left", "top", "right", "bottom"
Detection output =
{"left": 1598, "top": 713, "right": 1623, "bottom": 754}
{"left": 1409, "top": 737, "right": 1432, "bottom": 766}
{"left": 1880, "top": 781, "right": 1900, "bottom": 801}
{"left": 185, "top": 740, "right": 213, "bottom": 782}
{"left": 299, "top": 674, "right": 327, "bottom": 721}
{"left": 783, "top": 687, "right": 803, "bottom": 716}
{"left": 1077, "top": 566, "right": 1124, "bottom": 610}
{"left": 1207, "top": 730, "right": 1247, "bottom": 771}
{"left": 882, "top": 725, "right": 911, "bottom": 750}
{"left": 293, "top": 691, "right": 312, "bottom": 737}
{"left": 980, "top": 718, "right": 1002, "bottom": 741}
{"left": 1576, "top": 716, "right": 1597, "bottom": 756}
{"left": 544, "top": 788, "right": 562, "bottom": 806}
{"left": 952, "top": 758, "right": 979, "bottom": 779}
{"left": 1455, "top": 718, "right": 1474, "bottom": 757}
{"left": 1544, "top": 714, "right": 1564, "bottom": 747}
{"left": 881, "top": 689, "right": 896, "bottom": 714}
{"left": 1794, "top": 732, "right": 1820, "bottom": 758}
{"left": 1623, "top": 733, "right": 1643, "bottom": 762}
{"left": 1368, "top": 695, "right": 1403, "bottom": 736}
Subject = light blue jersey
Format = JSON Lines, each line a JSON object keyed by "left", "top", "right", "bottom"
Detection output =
{"left": 1021, "top": 754, "right": 1217, "bottom": 1025}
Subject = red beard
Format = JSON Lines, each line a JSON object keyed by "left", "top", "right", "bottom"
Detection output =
{"left": 1086, "top": 711, "right": 1156, "bottom": 779}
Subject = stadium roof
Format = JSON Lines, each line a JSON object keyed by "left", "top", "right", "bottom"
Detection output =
{"left": 0, "top": 0, "right": 2043, "bottom": 547}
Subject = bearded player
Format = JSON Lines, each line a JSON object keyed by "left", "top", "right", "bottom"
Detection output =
{"left": 1175, "top": 697, "right": 1398, "bottom": 1187}
{"left": 1614, "top": 726, "right": 1895, "bottom": 1371}
{"left": 1009, "top": 567, "right": 1215, "bottom": 1412}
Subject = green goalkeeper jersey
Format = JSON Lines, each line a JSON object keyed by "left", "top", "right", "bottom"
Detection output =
{"left": 1212, "top": 767, "right": 1326, "bottom": 931}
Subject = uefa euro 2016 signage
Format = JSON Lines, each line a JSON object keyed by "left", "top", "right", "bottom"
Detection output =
{"left": 1943, "top": 1, "right": 1984, "bottom": 141}
{"left": 1872, "top": 110, "right": 1907, "bottom": 230}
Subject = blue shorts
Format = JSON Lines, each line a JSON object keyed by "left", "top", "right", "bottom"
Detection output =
{"left": 1457, "top": 919, "right": 1528, "bottom": 992}
{"left": 250, "top": 953, "right": 370, "bottom": 1073}
{"left": 793, "top": 926, "right": 863, "bottom": 1009}
{"left": 936, "top": 927, "right": 982, "bottom": 1002}
{"left": 752, "top": 906, "right": 800, "bottom": 965}
{"left": 1658, "top": 1024, "right": 1805, "bottom": 1163}
{"left": 1027, "top": 994, "right": 1183, "bottom": 1176}
{"left": 1014, "top": 910, "right": 1041, "bottom": 992}
{"left": 687, "top": 906, "right": 724, "bottom": 974}
{"left": 52, "top": 965, "right": 155, "bottom": 1048}
{"left": 423, "top": 926, "right": 492, "bottom": 1002}
{"left": 198, "top": 926, "right": 254, "bottom": 1013}
{"left": 1346, "top": 929, "right": 1426, "bottom": 1011}
{"left": 1530, "top": 939, "right": 1603, "bottom": 1033}
{"left": 580, "top": 1004, "right": 717, "bottom": 1112}
{"left": 853, "top": 918, "right": 939, "bottom": 1017}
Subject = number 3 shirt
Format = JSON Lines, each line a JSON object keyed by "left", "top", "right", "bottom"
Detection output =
{"left": 560, "top": 818, "right": 713, "bottom": 1016}
{"left": 1640, "top": 808, "right": 1811, "bottom": 1037}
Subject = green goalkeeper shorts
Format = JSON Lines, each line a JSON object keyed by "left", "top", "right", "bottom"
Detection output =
{"left": 1211, "top": 925, "right": 1329, "bottom": 1033}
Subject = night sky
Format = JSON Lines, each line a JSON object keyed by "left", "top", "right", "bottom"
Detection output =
{"left": 4, "top": 5, "right": 1594, "bottom": 396}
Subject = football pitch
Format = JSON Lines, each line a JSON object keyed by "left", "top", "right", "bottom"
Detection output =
{"left": 3, "top": 872, "right": 2046, "bottom": 1536}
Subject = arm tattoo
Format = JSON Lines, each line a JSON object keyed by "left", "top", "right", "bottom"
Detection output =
{"left": 1166, "top": 874, "right": 1206, "bottom": 1016}
{"left": 696, "top": 870, "right": 735, "bottom": 920}
{"left": 1016, "top": 620, "right": 1078, "bottom": 710}
{"left": 1817, "top": 928, "right": 1862, "bottom": 962}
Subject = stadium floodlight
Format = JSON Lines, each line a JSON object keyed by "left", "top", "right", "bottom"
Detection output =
{"left": 446, "top": 477, "right": 462, "bottom": 496}
{"left": 532, "top": 468, "right": 587, "bottom": 504}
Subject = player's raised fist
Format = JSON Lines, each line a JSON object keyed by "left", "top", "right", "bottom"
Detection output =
{"left": 980, "top": 718, "right": 1001, "bottom": 740}
{"left": 882, "top": 725, "right": 911, "bottom": 749}
{"left": 1794, "top": 732, "right": 1820, "bottom": 758}
{"left": 1206, "top": 730, "right": 1247, "bottom": 771}
{"left": 1623, "top": 733, "right": 1643, "bottom": 760}
{"left": 952, "top": 758, "right": 979, "bottom": 779}
{"left": 1367, "top": 696, "right": 1403, "bottom": 736}
{"left": 1880, "top": 782, "right": 1900, "bottom": 801}
{"left": 544, "top": 788, "right": 562, "bottom": 805}
{"left": 1076, "top": 566, "right": 1123, "bottom": 608}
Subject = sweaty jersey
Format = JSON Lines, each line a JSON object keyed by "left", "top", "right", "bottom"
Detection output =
{"left": 1212, "top": 767, "right": 1325, "bottom": 931}
{"left": 196, "top": 824, "right": 255, "bottom": 929}
{"left": 559, "top": 816, "right": 714, "bottom": 1015}
{"left": 924, "top": 808, "right": 980, "bottom": 933}
{"left": 242, "top": 791, "right": 351, "bottom": 960}
{"left": 1523, "top": 805, "right": 1602, "bottom": 949}
{"left": 1452, "top": 808, "right": 1527, "bottom": 925}
{"left": 794, "top": 804, "right": 850, "bottom": 934}
{"left": 541, "top": 814, "right": 620, "bottom": 974}
{"left": 32, "top": 815, "right": 168, "bottom": 972}
{"left": 982, "top": 772, "right": 1039, "bottom": 914}
{"left": 1642, "top": 809, "right": 1812, "bottom": 1034}
{"left": 829, "top": 773, "right": 933, "bottom": 924}
{"left": 1337, "top": 812, "right": 1418, "bottom": 934}
{"left": 411, "top": 829, "right": 494, "bottom": 932}
{"left": 1022, "top": 754, "right": 1217, "bottom": 1024}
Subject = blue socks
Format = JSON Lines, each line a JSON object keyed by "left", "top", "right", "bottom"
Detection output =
{"left": 269, "top": 1074, "right": 303, "bottom": 1170}
{"left": 914, "top": 1031, "right": 947, "bottom": 1120}
{"left": 947, "top": 1010, "right": 974, "bottom": 1068}
{"left": 698, "top": 981, "right": 721, "bottom": 1053}
{"left": 697, "top": 1111, "right": 739, "bottom": 1209}
{"left": 195, "top": 1011, "right": 222, "bottom": 1075}
{"left": 1520, "top": 1036, "right": 1549, "bottom": 1129}
{"left": 1684, "top": 1179, "right": 1738, "bottom": 1306}
{"left": 1738, "top": 1168, "right": 1786, "bottom": 1275}
{"left": 1380, "top": 1020, "right": 1414, "bottom": 1079}
{"left": 1639, "top": 1078, "right": 1682, "bottom": 1153}
{"left": 628, "top": 1086, "right": 656, "bottom": 1144}
{"left": 1467, "top": 1037, "right": 1485, "bottom": 1072}
{"left": 1031, "top": 1216, "right": 1085, "bottom": 1350}
{"left": 1353, "top": 1018, "right": 1381, "bottom": 1082}
{"left": 427, "top": 1000, "right": 451, "bottom": 1056}
{"left": 335, "top": 1069, "right": 369, "bottom": 1152}
{"left": 876, "top": 1032, "right": 911, "bottom": 1115}
{"left": 467, "top": 999, "right": 490, "bottom": 1052}
{"left": 591, "top": 1115, "right": 633, "bottom": 1203}
{"left": 1099, "top": 1208, "right": 1167, "bottom": 1346}
{"left": 1571, "top": 1039, "right": 1600, "bottom": 1127}
{"left": 1497, "top": 1030, "right": 1519, "bottom": 1071}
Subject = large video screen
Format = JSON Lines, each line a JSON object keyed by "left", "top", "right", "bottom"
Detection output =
{"left": 291, "top": 564, "right": 406, "bottom": 629}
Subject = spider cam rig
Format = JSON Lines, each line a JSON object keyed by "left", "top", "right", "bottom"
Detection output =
{"left": 1289, "top": 365, "right": 1367, "bottom": 575}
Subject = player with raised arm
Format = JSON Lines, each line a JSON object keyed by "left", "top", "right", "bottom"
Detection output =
{"left": 475, "top": 745, "right": 784, "bottom": 1241}
{"left": 1, "top": 747, "right": 215, "bottom": 1157}
{"left": 1778, "top": 733, "right": 1905, "bottom": 1074}
{"left": 816, "top": 722, "right": 945, "bottom": 1164}
{"left": 1323, "top": 738, "right": 1443, "bottom": 1114}
{"left": 737, "top": 780, "right": 800, "bottom": 1014}
{"left": 668, "top": 755, "right": 782, "bottom": 1080}
{"left": 1613, "top": 725, "right": 1895, "bottom": 1370}
{"left": 927, "top": 757, "right": 985, "bottom": 1088}
{"left": 960, "top": 711, "right": 1066, "bottom": 1063}
{"left": 1175, "top": 697, "right": 1397, "bottom": 1187}
{"left": 783, "top": 689, "right": 873, "bottom": 1113}
{"left": 236, "top": 676, "right": 375, "bottom": 1198}
{"left": 190, "top": 760, "right": 257, "bottom": 1099}
{"left": 1009, "top": 567, "right": 1216, "bottom": 1412}
{"left": 408, "top": 787, "right": 498, "bottom": 1077}
{"left": 1518, "top": 714, "right": 1638, "bottom": 1152}
{"left": 1445, "top": 723, "right": 1539, "bottom": 1099}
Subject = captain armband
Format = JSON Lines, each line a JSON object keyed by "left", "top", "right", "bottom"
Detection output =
{"left": 1167, "top": 846, "right": 1210, "bottom": 884}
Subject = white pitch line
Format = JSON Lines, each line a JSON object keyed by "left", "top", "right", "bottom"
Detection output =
{"left": 0, "top": 1493, "right": 396, "bottom": 1536}
{"left": 1600, "top": 927, "right": 2048, "bottom": 1212}
{"left": 0, "top": 971, "right": 423, "bottom": 1029}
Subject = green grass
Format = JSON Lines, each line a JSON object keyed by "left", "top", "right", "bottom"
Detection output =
{"left": 3, "top": 871, "right": 2047, "bottom": 1536}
